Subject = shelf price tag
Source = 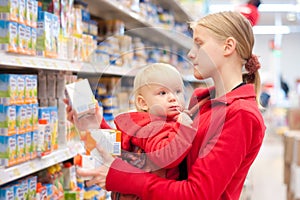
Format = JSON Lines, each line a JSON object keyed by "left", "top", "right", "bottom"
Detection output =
{"left": 30, "top": 59, "right": 37, "bottom": 66}
{"left": 15, "top": 58, "right": 22, "bottom": 65}
{"left": 12, "top": 168, "right": 21, "bottom": 177}
{"left": 29, "top": 162, "right": 36, "bottom": 171}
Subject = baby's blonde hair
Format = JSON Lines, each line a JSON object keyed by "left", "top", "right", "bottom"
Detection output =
{"left": 133, "top": 63, "right": 183, "bottom": 111}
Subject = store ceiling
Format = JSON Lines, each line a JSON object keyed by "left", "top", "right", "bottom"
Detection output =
{"left": 207, "top": 0, "right": 300, "bottom": 33}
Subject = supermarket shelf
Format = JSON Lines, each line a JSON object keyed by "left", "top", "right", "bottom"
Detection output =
{"left": 0, "top": 142, "right": 84, "bottom": 186}
{"left": 85, "top": 0, "right": 192, "bottom": 50}
{"left": 156, "top": 0, "right": 193, "bottom": 22}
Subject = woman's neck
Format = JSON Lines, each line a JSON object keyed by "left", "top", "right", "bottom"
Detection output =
{"left": 213, "top": 66, "right": 243, "bottom": 98}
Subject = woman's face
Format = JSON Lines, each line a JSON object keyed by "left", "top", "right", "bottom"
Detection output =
{"left": 187, "top": 26, "right": 224, "bottom": 80}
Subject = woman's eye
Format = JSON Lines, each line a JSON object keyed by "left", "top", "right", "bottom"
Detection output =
{"left": 176, "top": 90, "right": 182, "bottom": 94}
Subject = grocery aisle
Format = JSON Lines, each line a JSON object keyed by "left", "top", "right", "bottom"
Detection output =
{"left": 246, "top": 131, "right": 287, "bottom": 200}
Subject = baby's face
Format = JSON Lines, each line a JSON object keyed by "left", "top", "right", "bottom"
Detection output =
{"left": 140, "top": 80, "right": 185, "bottom": 118}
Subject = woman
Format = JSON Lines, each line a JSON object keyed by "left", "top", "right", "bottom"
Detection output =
{"left": 75, "top": 11, "right": 266, "bottom": 199}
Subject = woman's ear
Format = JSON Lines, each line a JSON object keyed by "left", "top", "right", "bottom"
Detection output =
{"left": 223, "top": 37, "right": 236, "bottom": 56}
{"left": 136, "top": 95, "right": 148, "bottom": 111}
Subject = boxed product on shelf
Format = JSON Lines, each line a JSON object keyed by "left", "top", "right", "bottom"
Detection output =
{"left": 0, "top": 21, "right": 18, "bottom": 53}
{"left": 0, "top": 134, "right": 17, "bottom": 167}
{"left": 16, "top": 105, "right": 27, "bottom": 134}
{"left": 0, "top": 104, "right": 17, "bottom": 136}
{"left": 0, "top": 0, "right": 18, "bottom": 22}
{"left": 25, "top": 104, "right": 32, "bottom": 132}
{"left": 36, "top": 11, "right": 53, "bottom": 58}
{"left": 25, "top": 132, "right": 31, "bottom": 161}
{"left": 16, "top": 75, "right": 25, "bottom": 104}
{"left": 30, "top": 130, "right": 38, "bottom": 159}
{"left": 0, "top": 74, "right": 17, "bottom": 105}
{"left": 0, "top": 185, "right": 14, "bottom": 199}
{"left": 30, "top": 27, "right": 37, "bottom": 55}
{"left": 17, "top": 23, "right": 28, "bottom": 54}
{"left": 16, "top": 133, "right": 26, "bottom": 163}
{"left": 19, "top": 0, "right": 26, "bottom": 24}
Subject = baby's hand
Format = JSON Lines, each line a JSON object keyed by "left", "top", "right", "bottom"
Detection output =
{"left": 177, "top": 112, "right": 193, "bottom": 127}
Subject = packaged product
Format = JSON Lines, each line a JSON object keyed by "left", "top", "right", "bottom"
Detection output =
{"left": 25, "top": 132, "right": 31, "bottom": 160}
{"left": 0, "top": 105, "right": 17, "bottom": 135}
{"left": 27, "top": 176, "right": 37, "bottom": 199}
{"left": 0, "top": 21, "right": 18, "bottom": 53}
{"left": 0, "top": 185, "right": 14, "bottom": 199}
{"left": 0, "top": 74, "right": 18, "bottom": 105}
{"left": 0, "top": 0, "right": 18, "bottom": 22}
{"left": 65, "top": 79, "right": 99, "bottom": 131}
{"left": 16, "top": 105, "right": 27, "bottom": 134}
{"left": 0, "top": 135, "right": 17, "bottom": 167}
{"left": 16, "top": 133, "right": 26, "bottom": 163}
{"left": 36, "top": 11, "right": 52, "bottom": 57}
{"left": 30, "top": 130, "right": 38, "bottom": 159}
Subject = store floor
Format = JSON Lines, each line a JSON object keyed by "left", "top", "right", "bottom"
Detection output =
{"left": 245, "top": 132, "right": 287, "bottom": 200}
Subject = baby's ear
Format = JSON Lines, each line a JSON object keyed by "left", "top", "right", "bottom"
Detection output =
{"left": 136, "top": 95, "right": 148, "bottom": 111}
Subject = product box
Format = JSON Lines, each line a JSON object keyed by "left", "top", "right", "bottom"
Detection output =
{"left": 82, "top": 129, "right": 121, "bottom": 157}
{"left": 25, "top": 132, "right": 31, "bottom": 160}
{"left": 0, "top": 74, "right": 18, "bottom": 106}
{"left": 49, "top": 106, "right": 58, "bottom": 150}
{"left": 0, "top": 0, "right": 18, "bottom": 22}
{"left": 0, "top": 20, "right": 18, "bottom": 53}
{"left": 288, "top": 108, "right": 300, "bottom": 130}
{"left": 25, "top": 25, "right": 31, "bottom": 55}
{"left": 25, "top": 104, "right": 32, "bottom": 132}
{"left": 19, "top": 0, "right": 26, "bottom": 24}
{"left": 36, "top": 11, "right": 52, "bottom": 57}
{"left": 74, "top": 154, "right": 98, "bottom": 180}
{"left": 30, "top": 27, "right": 37, "bottom": 55}
{"left": 65, "top": 79, "right": 98, "bottom": 131}
{"left": 16, "top": 133, "right": 26, "bottom": 163}
{"left": 31, "top": 104, "right": 38, "bottom": 130}
{"left": 24, "top": 75, "right": 38, "bottom": 104}
{"left": 0, "top": 185, "right": 14, "bottom": 199}
{"left": 13, "top": 183, "right": 24, "bottom": 200}
{"left": 0, "top": 105, "right": 17, "bottom": 135}
{"left": 17, "top": 24, "right": 26, "bottom": 54}
{"left": 0, "top": 135, "right": 17, "bottom": 167}
{"left": 27, "top": 176, "right": 37, "bottom": 199}
{"left": 16, "top": 105, "right": 27, "bottom": 134}
{"left": 30, "top": 130, "right": 37, "bottom": 159}
{"left": 16, "top": 75, "right": 25, "bottom": 104}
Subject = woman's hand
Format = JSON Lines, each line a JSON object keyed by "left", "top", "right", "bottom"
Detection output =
{"left": 63, "top": 98, "right": 103, "bottom": 131}
{"left": 77, "top": 144, "right": 115, "bottom": 189}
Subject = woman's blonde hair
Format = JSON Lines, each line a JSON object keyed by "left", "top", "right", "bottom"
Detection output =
{"left": 133, "top": 63, "right": 183, "bottom": 111}
{"left": 190, "top": 11, "right": 261, "bottom": 101}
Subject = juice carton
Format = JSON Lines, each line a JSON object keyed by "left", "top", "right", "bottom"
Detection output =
{"left": 0, "top": 135, "right": 17, "bottom": 167}
{"left": 36, "top": 11, "right": 52, "bottom": 57}
{"left": 0, "top": 20, "right": 18, "bottom": 53}
{"left": 24, "top": 75, "right": 32, "bottom": 103}
{"left": 25, "top": 0, "right": 33, "bottom": 26}
{"left": 0, "top": 185, "right": 14, "bottom": 199}
{"left": 51, "top": 14, "right": 59, "bottom": 57}
{"left": 30, "top": 27, "right": 37, "bottom": 55}
{"left": 82, "top": 129, "right": 121, "bottom": 158}
{"left": 13, "top": 184, "right": 24, "bottom": 200}
{"left": 30, "top": 130, "right": 37, "bottom": 159}
{"left": 19, "top": 0, "right": 26, "bottom": 24}
{"left": 0, "top": 0, "right": 18, "bottom": 22}
{"left": 31, "top": 0, "right": 37, "bottom": 28}
{"left": 16, "top": 133, "right": 26, "bottom": 163}
{"left": 16, "top": 75, "right": 25, "bottom": 104}
{"left": 25, "top": 132, "right": 31, "bottom": 160}
{"left": 18, "top": 24, "right": 27, "bottom": 54}
{"left": 0, "top": 105, "right": 17, "bottom": 136}
{"left": 16, "top": 105, "right": 27, "bottom": 134}
{"left": 49, "top": 106, "right": 58, "bottom": 150}
{"left": 25, "top": 25, "right": 31, "bottom": 55}
{"left": 74, "top": 154, "right": 98, "bottom": 180}
{"left": 31, "top": 103, "right": 38, "bottom": 130}
{"left": 65, "top": 79, "right": 99, "bottom": 131}
{"left": 31, "top": 75, "right": 38, "bottom": 103}
{"left": 38, "top": 107, "right": 50, "bottom": 121}
{"left": 0, "top": 74, "right": 17, "bottom": 106}
{"left": 62, "top": 162, "right": 77, "bottom": 190}
{"left": 27, "top": 176, "right": 37, "bottom": 199}
{"left": 25, "top": 104, "right": 32, "bottom": 132}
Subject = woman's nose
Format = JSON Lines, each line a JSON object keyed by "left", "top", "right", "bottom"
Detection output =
{"left": 187, "top": 49, "right": 195, "bottom": 59}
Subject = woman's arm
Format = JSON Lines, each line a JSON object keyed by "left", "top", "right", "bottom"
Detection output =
{"left": 106, "top": 110, "right": 264, "bottom": 199}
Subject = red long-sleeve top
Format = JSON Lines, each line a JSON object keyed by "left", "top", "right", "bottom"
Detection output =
{"left": 114, "top": 112, "right": 196, "bottom": 179}
{"left": 105, "top": 84, "right": 266, "bottom": 200}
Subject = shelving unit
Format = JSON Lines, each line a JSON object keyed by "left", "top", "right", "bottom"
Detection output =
{"left": 0, "top": 142, "right": 84, "bottom": 186}
{"left": 0, "top": 0, "right": 198, "bottom": 188}
{"left": 85, "top": 0, "right": 193, "bottom": 50}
